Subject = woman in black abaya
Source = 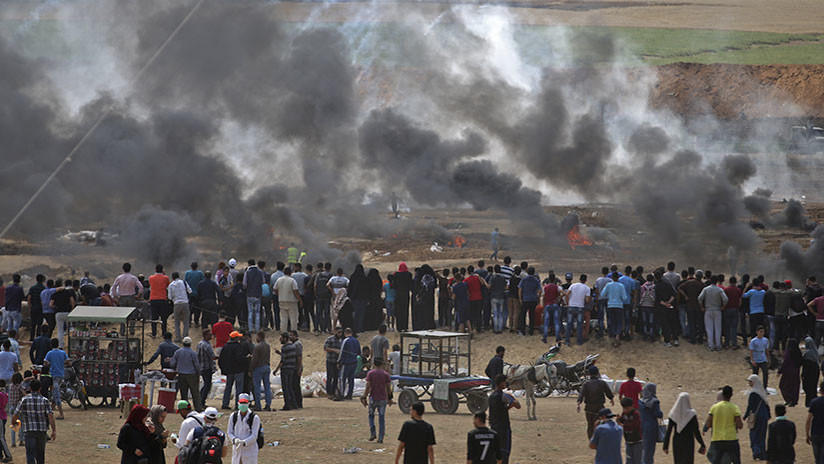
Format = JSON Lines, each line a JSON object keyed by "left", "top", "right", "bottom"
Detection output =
{"left": 413, "top": 265, "right": 437, "bottom": 330}
{"left": 394, "top": 263, "right": 413, "bottom": 332}
{"left": 365, "top": 268, "right": 384, "bottom": 331}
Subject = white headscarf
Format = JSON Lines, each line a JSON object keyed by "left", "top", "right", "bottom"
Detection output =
{"left": 667, "top": 392, "right": 697, "bottom": 433}
{"left": 747, "top": 374, "right": 769, "bottom": 403}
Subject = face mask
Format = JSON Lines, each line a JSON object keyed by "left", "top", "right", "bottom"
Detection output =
{"left": 238, "top": 404, "right": 249, "bottom": 413}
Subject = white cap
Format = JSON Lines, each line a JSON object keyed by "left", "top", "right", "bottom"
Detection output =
{"left": 238, "top": 393, "right": 250, "bottom": 403}
{"left": 228, "top": 258, "right": 237, "bottom": 268}
{"left": 204, "top": 407, "right": 218, "bottom": 419}
{"left": 182, "top": 337, "right": 192, "bottom": 346}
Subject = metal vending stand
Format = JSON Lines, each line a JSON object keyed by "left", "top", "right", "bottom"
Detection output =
{"left": 66, "top": 306, "right": 144, "bottom": 407}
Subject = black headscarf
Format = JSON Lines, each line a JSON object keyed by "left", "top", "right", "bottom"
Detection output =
{"left": 367, "top": 268, "right": 383, "bottom": 298}
{"left": 348, "top": 264, "right": 368, "bottom": 300}
{"left": 787, "top": 338, "right": 802, "bottom": 366}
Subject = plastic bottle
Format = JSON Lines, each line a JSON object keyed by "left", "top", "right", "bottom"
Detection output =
{"left": 97, "top": 444, "right": 110, "bottom": 449}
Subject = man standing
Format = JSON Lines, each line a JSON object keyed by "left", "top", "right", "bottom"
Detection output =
{"left": 168, "top": 272, "right": 192, "bottom": 343}
{"left": 197, "top": 329, "right": 217, "bottom": 404}
{"left": 490, "top": 228, "right": 500, "bottom": 261}
{"left": 485, "top": 346, "right": 505, "bottom": 382}
{"left": 12, "top": 378, "right": 56, "bottom": 464}
{"left": 274, "top": 332, "right": 298, "bottom": 411}
{"left": 274, "top": 267, "right": 301, "bottom": 332}
{"left": 518, "top": 267, "right": 541, "bottom": 336}
{"left": 288, "top": 331, "right": 304, "bottom": 409}
{"left": 578, "top": 366, "right": 615, "bottom": 439}
{"left": 198, "top": 271, "right": 222, "bottom": 329}
{"left": 219, "top": 331, "right": 250, "bottom": 410}
{"left": 212, "top": 312, "right": 233, "bottom": 356}
{"left": 806, "top": 381, "right": 824, "bottom": 462}
{"left": 654, "top": 271, "right": 678, "bottom": 347}
{"left": 489, "top": 266, "right": 507, "bottom": 334}
{"left": 699, "top": 276, "right": 729, "bottom": 351}
{"left": 171, "top": 336, "right": 202, "bottom": 411}
{"left": 227, "top": 393, "right": 261, "bottom": 464}
{"left": 362, "top": 358, "right": 393, "bottom": 443}
{"left": 678, "top": 270, "right": 705, "bottom": 345}
{"left": 149, "top": 265, "right": 171, "bottom": 338}
{"left": 243, "top": 259, "right": 265, "bottom": 333}
{"left": 250, "top": 331, "right": 271, "bottom": 411}
{"left": 112, "top": 262, "right": 143, "bottom": 308}
{"left": 395, "top": 402, "right": 436, "bottom": 464}
{"left": 48, "top": 280, "right": 74, "bottom": 349}
{"left": 26, "top": 274, "right": 46, "bottom": 343}
{"left": 291, "top": 263, "right": 308, "bottom": 330}
{"left": 489, "top": 374, "right": 521, "bottom": 464}
{"left": 589, "top": 408, "right": 623, "bottom": 464}
{"left": 314, "top": 263, "right": 334, "bottom": 334}
{"left": 30, "top": 324, "right": 51, "bottom": 366}
{"left": 43, "top": 339, "right": 67, "bottom": 420}
{"left": 324, "top": 328, "right": 343, "bottom": 399}
{"left": 184, "top": 262, "right": 205, "bottom": 327}
{"left": 146, "top": 332, "right": 179, "bottom": 369}
{"left": 172, "top": 400, "right": 203, "bottom": 450}
{"left": 618, "top": 368, "right": 643, "bottom": 409}
{"left": 464, "top": 266, "right": 489, "bottom": 334}
{"left": 566, "top": 275, "right": 592, "bottom": 346}
{"left": 706, "top": 385, "right": 743, "bottom": 464}
{"left": 749, "top": 326, "right": 770, "bottom": 388}
{"left": 370, "top": 324, "right": 390, "bottom": 363}
{"left": 602, "top": 273, "right": 629, "bottom": 347}
{"left": 467, "top": 412, "right": 502, "bottom": 464}
{"left": 338, "top": 328, "right": 361, "bottom": 400}
{"left": 724, "top": 276, "right": 743, "bottom": 349}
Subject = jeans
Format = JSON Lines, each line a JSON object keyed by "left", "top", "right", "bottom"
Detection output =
{"left": 173, "top": 302, "right": 190, "bottom": 342}
{"left": 813, "top": 435, "right": 824, "bottom": 464}
{"left": 626, "top": 441, "right": 642, "bottom": 464}
{"left": 555, "top": 306, "right": 568, "bottom": 342}
{"left": 222, "top": 372, "right": 245, "bottom": 408}
{"left": 705, "top": 309, "right": 723, "bottom": 349}
{"left": 687, "top": 307, "right": 702, "bottom": 344}
{"left": 566, "top": 307, "right": 584, "bottom": 345}
{"left": 317, "top": 299, "right": 331, "bottom": 333}
{"left": 623, "top": 304, "right": 633, "bottom": 336}
{"left": 519, "top": 301, "right": 537, "bottom": 335}
{"left": 542, "top": 304, "right": 560, "bottom": 340}
{"left": 252, "top": 365, "right": 271, "bottom": 409}
{"left": 773, "top": 317, "right": 788, "bottom": 353}
{"left": 3, "top": 310, "right": 21, "bottom": 333}
{"left": 710, "top": 440, "right": 741, "bottom": 464}
{"left": 24, "top": 431, "right": 47, "bottom": 464}
{"left": 281, "top": 368, "right": 298, "bottom": 410}
{"left": 368, "top": 399, "right": 387, "bottom": 440}
{"left": 246, "top": 297, "right": 261, "bottom": 332}
{"left": 52, "top": 376, "right": 63, "bottom": 405}
{"left": 0, "top": 419, "right": 12, "bottom": 460}
{"left": 640, "top": 306, "right": 655, "bottom": 338}
{"left": 491, "top": 299, "right": 506, "bottom": 332}
{"left": 767, "top": 315, "right": 776, "bottom": 349}
{"left": 678, "top": 304, "right": 690, "bottom": 339}
{"left": 55, "top": 312, "right": 68, "bottom": 349}
{"left": 352, "top": 299, "right": 367, "bottom": 334}
{"left": 607, "top": 307, "right": 623, "bottom": 337}
{"left": 150, "top": 299, "right": 169, "bottom": 337}
{"left": 326, "top": 361, "right": 340, "bottom": 397}
{"left": 752, "top": 361, "right": 769, "bottom": 388}
{"left": 724, "top": 309, "right": 740, "bottom": 347}
{"left": 340, "top": 363, "right": 356, "bottom": 398}
{"left": 200, "top": 369, "right": 214, "bottom": 402}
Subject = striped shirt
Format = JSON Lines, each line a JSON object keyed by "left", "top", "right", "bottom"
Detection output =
{"left": 280, "top": 342, "right": 297, "bottom": 370}
{"left": 197, "top": 340, "right": 216, "bottom": 372}
{"left": 499, "top": 266, "right": 514, "bottom": 282}
{"left": 14, "top": 393, "right": 52, "bottom": 433}
{"left": 324, "top": 336, "right": 342, "bottom": 363}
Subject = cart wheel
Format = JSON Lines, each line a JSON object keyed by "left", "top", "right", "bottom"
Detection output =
{"left": 534, "top": 379, "right": 552, "bottom": 398}
{"left": 431, "top": 391, "right": 459, "bottom": 414}
{"left": 66, "top": 392, "right": 84, "bottom": 409}
{"left": 466, "top": 392, "right": 489, "bottom": 414}
{"left": 398, "top": 389, "right": 418, "bottom": 414}
{"left": 86, "top": 395, "right": 108, "bottom": 408}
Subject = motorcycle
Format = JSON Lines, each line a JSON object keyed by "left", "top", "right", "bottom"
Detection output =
{"left": 60, "top": 359, "right": 89, "bottom": 410}
{"left": 534, "top": 353, "right": 599, "bottom": 397}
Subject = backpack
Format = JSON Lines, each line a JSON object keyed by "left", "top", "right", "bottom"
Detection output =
{"left": 315, "top": 272, "right": 332, "bottom": 299}
{"left": 231, "top": 411, "right": 264, "bottom": 449}
{"left": 790, "top": 291, "right": 807, "bottom": 314}
{"left": 178, "top": 436, "right": 202, "bottom": 464}
{"left": 199, "top": 426, "right": 224, "bottom": 464}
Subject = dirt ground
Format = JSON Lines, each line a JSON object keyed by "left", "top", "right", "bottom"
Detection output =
{"left": 14, "top": 326, "right": 817, "bottom": 464}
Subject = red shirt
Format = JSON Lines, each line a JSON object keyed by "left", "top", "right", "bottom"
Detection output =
{"left": 212, "top": 321, "right": 233, "bottom": 348}
{"left": 812, "top": 296, "right": 824, "bottom": 321}
{"left": 465, "top": 275, "right": 483, "bottom": 302}
{"left": 619, "top": 380, "right": 643, "bottom": 409}
{"left": 365, "top": 368, "right": 391, "bottom": 401}
{"left": 542, "top": 284, "right": 560, "bottom": 307}
{"left": 148, "top": 273, "right": 170, "bottom": 301}
{"left": 724, "top": 286, "right": 742, "bottom": 310}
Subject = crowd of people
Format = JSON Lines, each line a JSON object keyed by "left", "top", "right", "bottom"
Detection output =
{"left": 5, "top": 253, "right": 824, "bottom": 464}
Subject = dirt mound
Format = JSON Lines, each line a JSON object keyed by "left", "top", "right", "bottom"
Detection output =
{"left": 647, "top": 62, "right": 824, "bottom": 119}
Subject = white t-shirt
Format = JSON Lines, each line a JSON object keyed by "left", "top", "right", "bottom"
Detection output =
{"left": 567, "top": 282, "right": 590, "bottom": 308}
{"left": 275, "top": 276, "right": 299, "bottom": 302}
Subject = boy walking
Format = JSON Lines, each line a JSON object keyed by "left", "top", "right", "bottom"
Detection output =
{"left": 617, "top": 397, "right": 642, "bottom": 464}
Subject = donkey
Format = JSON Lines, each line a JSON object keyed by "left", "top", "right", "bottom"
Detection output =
{"left": 503, "top": 362, "right": 552, "bottom": 420}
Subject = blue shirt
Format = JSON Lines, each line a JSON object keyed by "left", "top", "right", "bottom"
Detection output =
{"left": 618, "top": 276, "right": 637, "bottom": 303}
{"left": 339, "top": 336, "right": 361, "bottom": 365}
{"left": 383, "top": 283, "right": 396, "bottom": 302}
{"left": 602, "top": 281, "right": 629, "bottom": 309}
{"left": 40, "top": 288, "right": 56, "bottom": 314}
{"left": 591, "top": 420, "right": 623, "bottom": 464}
{"left": 518, "top": 275, "right": 541, "bottom": 302}
{"left": 749, "top": 336, "right": 769, "bottom": 363}
{"left": 184, "top": 270, "right": 205, "bottom": 296}
{"left": 44, "top": 349, "right": 68, "bottom": 378}
{"left": 743, "top": 289, "right": 766, "bottom": 314}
